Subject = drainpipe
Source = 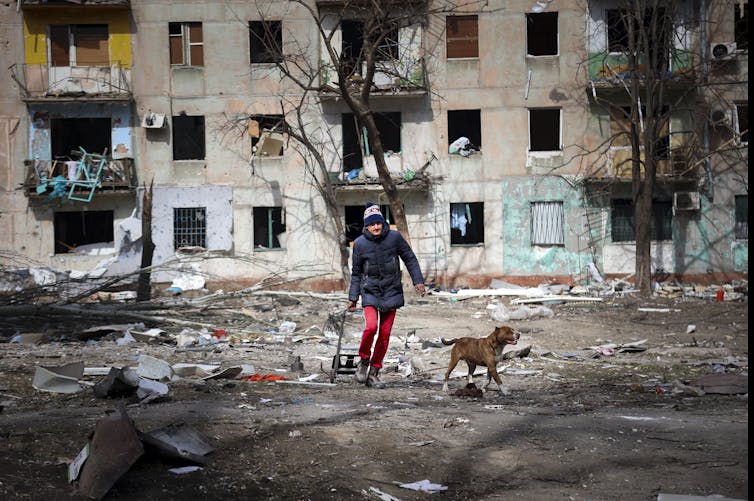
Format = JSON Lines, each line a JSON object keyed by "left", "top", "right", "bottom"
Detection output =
{"left": 700, "top": 0, "right": 714, "bottom": 200}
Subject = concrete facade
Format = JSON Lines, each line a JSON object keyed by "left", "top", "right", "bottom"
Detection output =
{"left": 0, "top": 0, "right": 747, "bottom": 291}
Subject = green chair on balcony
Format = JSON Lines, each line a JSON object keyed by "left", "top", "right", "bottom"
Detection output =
{"left": 68, "top": 147, "right": 107, "bottom": 203}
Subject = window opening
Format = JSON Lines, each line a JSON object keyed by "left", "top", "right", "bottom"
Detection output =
{"left": 526, "top": 12, "right": 558, "bottom": 56}
{"left": 447, "top": 109, "right": 481, "bottom": 154}
{"left": 50, "top": 24, "right": 109, "bottom": 67}
{"left": 735, "top": 103, "right": 748, "bottom": 145}
{"left": 248, "top": 115, "right": 286, "bottom": 156}
{"left": 734, "top": 195, "right": 748, "bottom": 240}
{"left": 253, "top": 207, "right": 286, "bottom": 249}
{"left": 51, "top": 117, "right": 111, "bottom": 160}
{"left": 249, "top": 21, "right": 282, "bottom": 63}
{"left": 169, "top": 22, "right": 203, "bottom": 66}
{"left": 611, "top": 199, "right": 672, "bottom": 242}
{"left": 529, "top": 108, "right": 561, "bottom": 151}
{"left": 173, "top": 207, "right": 206, "bottom": 250}
{"left": 54, "top": 210, "right": 113, "bottom": 254}
{"left": 606, "top": 8, "right": 669, "bottom": 68}
{"left": 172, "top": 114, "right": 205, "bottom": 160}
{"left": 735, "top": 3, "right": 748, "bottom": 50}
{"left": 450, "top": 202, "right": 484, "bottom": 245}
{"left": 446, "top": 15, "right": 478, "bottom": 59}
{"left": 341, "top": 112, "right": 401, "bottom": 171}
{"left": 531, "top": 201, "right": 564, "bottom": 245}
{"left": 344, "top": 204, "right": 393, "bottom": 243}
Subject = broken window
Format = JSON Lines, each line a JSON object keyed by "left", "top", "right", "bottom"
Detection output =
{"left": 54, "top": 210, "right": 113, "bottom": 254}
{"left": 527, "top": 12, "right": 558, "bottom": 56}
{"left": 446, "top": 15, "right": 478, "bottom": 59}
{"left": 735, "top": 102, "right": 748, "bottom": 145}
{"left": 249, "top": 21, "right": 282, "bottom": 63}
{"left": 254, "top": 206, "right": 286, "bottom": 249}
{"left": 172, "top": 114, "right": 205, "bottom": 160}
{"left": 169, "top": 22, "right": 203, "bottom": 66}
{"left": 609, "top": 105, "right": 670, "bottom": 175}
{"left": 735, "top": 3, "right": 748, "bottom": 50}
{"left": 611, "top": 199, "right": 672, "bottom": 242}
{"left": 49, "top": 24, "right": 109, "bottom": 67}
{"left": 450, "top": 202, "right": 484, "bottom": 245}
{"left": 341, "top": 112, "right": 401, "bottom": 172}
{"left": 531, "top": 201, "right": 564, "bottom": 245}
{"left": 173, "top": 207, "right": 206, "bottom": 250}
{"left": 447, "top": 109, "right": 481, "bottom": 151}
{"left": 606, "top": 8, "right": 669, "bottom": 60}
{"left": 344, "top": 204, "right": 394, "bottom": 243}
{"left": 51, "top": 117, "right": 111, "bottom": 160}
{"left": 734, "top": 195, "right": 748, "bottom": 240}
{"left": 248, "top": 115, "right": 285, "bottom": 156}
{"left": 529, "top": 108, "right": 561, "bottom": 151}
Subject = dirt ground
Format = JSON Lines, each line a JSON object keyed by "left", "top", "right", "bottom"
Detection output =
{"left": 0, "top": 289, "right": 748, "bottom": 501}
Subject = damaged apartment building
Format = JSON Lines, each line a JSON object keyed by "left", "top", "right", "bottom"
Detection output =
{"left": 0, "top": 0, "right": 748, "bottom": 291}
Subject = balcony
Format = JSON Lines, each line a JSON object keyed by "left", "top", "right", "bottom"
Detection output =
{"left": 21, "top": 1, "right": 130, "bottom": 7}
{"left": 10, "top": 63, "right": 132, "bottom": 102}
{"left": 585, "top": 148, "right": 699, "bottom": 182}
{"left": 23, "top": 154, "right": 136, "bottom": 202}
{"left": 586, "top": 51, "right": 696, "bottom": 91}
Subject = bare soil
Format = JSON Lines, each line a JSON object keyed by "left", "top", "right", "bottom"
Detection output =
{"left": 0, "top": 291, "right": 748, "bottom": 501}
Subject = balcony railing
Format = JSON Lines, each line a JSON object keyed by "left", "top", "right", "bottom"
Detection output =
{"left": 601, "top": 149, "right": 698, "bottom": 179}
{"left": 23, "top": 155, "right": 136, "bottom": 202}
{"left": 10, "top": 63, "right": 132, "bottom": 101}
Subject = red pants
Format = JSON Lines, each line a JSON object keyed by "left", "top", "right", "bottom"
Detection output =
{"left": 358, "top": 306, "right": 396, "bottom": 368}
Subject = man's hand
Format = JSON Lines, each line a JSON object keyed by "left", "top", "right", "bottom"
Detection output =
{"left": 414, "top": 283, "right": 426, "bottom": 296}
{"left": 346, "top": 300, "right": 358, "bottom": 312}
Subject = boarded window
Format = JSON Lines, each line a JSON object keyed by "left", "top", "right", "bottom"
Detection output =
{"left": 611, "top": 199, "right": 672, "bottom": 242}
{"left": 54, "top": 210, "right": 113, "bottom": 254}
{"left": 531, "top": 201, "right": 564, "bottom": 245}
{"left": 341, "top": 112, "right": 401, "bottom": 171}
{"left": 446, "top": 15, "right": 478, "bottom": 59}
{"left": 250, "top": 21, "right": 282, "bottom": 63}
{"left": 253, "top": 207, "right": 286, "bottom": 249}
{"left": 735, "top": 103, "right": 748, "bottom": 145}
{"left": 51, "top": 117, "right": 111, "bottom": 159}
{"left": 169, "top": 22, "right": 203, "bottom": 66}
{"left": 173, "top": 207, "right": 206, "bottom": 250}
{"left": 527, "top": 12, "right": 558, "bottom": 56}
{"left": 344, "top": 204, "right": 395, "bottom": 243}
{"left": 50, "top": 25, "right": 70, "bottom": 67}
{"left": 529, "top": 108, "right": 561, "bottom": 151}
{"left": 735, "top": 3, "right": 748, "bottom": 50}
{"left": 172, "top": 115, "right": 205, "bottom": 160}
{"left": 450, "top": 202, "right": 484, "bottom": 245}
{"left": 734, "top": 195, "right": 748, "bottom": 240}
{"left": 448, "top": 109, "right": 481, "bottom": 149}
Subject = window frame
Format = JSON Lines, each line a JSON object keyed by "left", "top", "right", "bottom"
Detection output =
{"left": 253, "top": 206, "right": 286, "bottom": 250}
{"left": 447, "top": 109, "right": 482, "bottom": 150}
{"left": 531, "top": 201, "right": 565, "bottom": 246}
{"left": 734, "top": 102, "right": 748, "bottom": 146}
{"left": 450, "top": 202, "right": 485, "bottom": 246}
{"left": 734, "top": 195, "right": 748, "bottom": 240}
{"left": 169, "top": 22, "right": 204, "bottom": 66}
{"left": 341, "top": 112, "right": 401, "bottom": 171}
{"left": 734, "top": 3, "right": 748, "bottom": 50}
{"left": 53, "top": 210, "right": 114, "bottom": 254}
{"left": 446, "top": 15, "right": 478, "bottom": 59}
{"left": 526, "top": 12, "right": 558, "bottom": 57}
{"left": 249, "top": 20, "right": 283, "bottom": 64}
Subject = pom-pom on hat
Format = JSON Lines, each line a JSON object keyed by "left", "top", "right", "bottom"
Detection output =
{"left": 363, "top": 202, "right": 385, "bottom": 226}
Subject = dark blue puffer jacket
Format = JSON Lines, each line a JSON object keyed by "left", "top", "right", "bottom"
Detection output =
{"left": 348, "top": 225, "right": 424, "bottom": 311}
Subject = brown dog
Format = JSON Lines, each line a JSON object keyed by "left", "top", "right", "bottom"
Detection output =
{"left": 441, "top": 326, "right": 520, "bottom": 393}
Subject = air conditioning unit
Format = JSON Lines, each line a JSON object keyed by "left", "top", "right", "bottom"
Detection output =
{"left": 141, "top": 112, "right": 165, "bottom": 128}
{"left": 673, "top": 191, "right": 701, "bottom": 212}
{"left": 710, "top": 42, "right": 737, "bottom": 61}
{"left": 709, "top": 107, "right": 732, "bottom": 127}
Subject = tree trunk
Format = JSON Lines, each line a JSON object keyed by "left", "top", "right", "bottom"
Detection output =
{"left": 137, "top": 181, "right": 155, "bottom": 301}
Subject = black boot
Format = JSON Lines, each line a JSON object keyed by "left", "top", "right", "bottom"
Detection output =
{"left": 366, "top": 366, "right": 385, "bottom": 389}
{"left": 354, "top": 358, "right": 369, "bottom": 384}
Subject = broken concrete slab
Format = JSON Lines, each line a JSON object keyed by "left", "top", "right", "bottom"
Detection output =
{"left": 140, "top": 422, "right": 215, "bottom": 465}
{"left": 74, "top": 406, "right": 144, "bottom": 500}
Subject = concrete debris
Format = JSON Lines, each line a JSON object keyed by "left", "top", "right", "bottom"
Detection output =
{"left": 32, "top": 361, "right": 84, "bottom": 393}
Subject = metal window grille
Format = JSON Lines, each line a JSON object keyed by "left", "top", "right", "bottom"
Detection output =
{"left": 735, "top": 195, "right": 748, "bottom": 240}
{"left": 611, "top": 200, "right": 673, "bottom": 242}
{"left": 531, "top": 201, "right": 564, "bottom": 245}
{"left": 173, "top": 207, "right": 206, "bottom": 250}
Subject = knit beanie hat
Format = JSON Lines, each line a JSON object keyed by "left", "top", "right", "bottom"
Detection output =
{"left": 363, "top": 202, "right": 385, "bottom": 226}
